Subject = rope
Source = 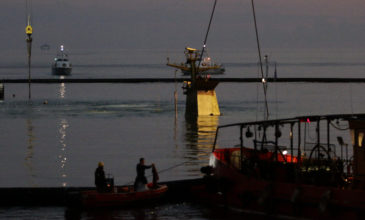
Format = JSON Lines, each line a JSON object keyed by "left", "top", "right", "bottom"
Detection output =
{"left": 250, "top": 0, "right": 269, "bottom": 120}
{"left": 155, "top": 159, "right": 196, "bottom": 175}
{"left": 197, "top": 0, "right": 218, "bottom": 75}
{"left": 121, "top": 159, "right": 197, "bottom": 186}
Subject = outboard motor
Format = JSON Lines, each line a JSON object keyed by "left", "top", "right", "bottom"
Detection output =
{"left": 105, "top": 174, "right": 114, "bottom": 192}
{"left": 201, "top": 165, "right": 213, "bottom": 176}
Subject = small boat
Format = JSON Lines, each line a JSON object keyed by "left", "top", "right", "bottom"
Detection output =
{"left": 80, "top": 183, "right": 168, "bottom": 208}
{"left": 52, "top": 45, "right": 72, "bottom": 76}
{"left": 196, "top": 114, "right": 365, "bottom": 218}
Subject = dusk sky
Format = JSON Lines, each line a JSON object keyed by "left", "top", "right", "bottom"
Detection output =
{"left": 1, "top": 0, "right": 365, "bottom": 51}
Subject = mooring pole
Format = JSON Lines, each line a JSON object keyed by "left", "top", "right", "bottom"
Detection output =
{"left": 26, "top": 21, "right": 33, "bottom": 100}
{"left": 174, "top": 70, "right": 178, "bottom": 118}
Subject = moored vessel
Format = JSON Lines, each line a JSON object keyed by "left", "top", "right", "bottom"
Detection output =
{"left": 197, "top": 114, "right": 365, "bottom": 218}
{"left": 52, "top": 45, "right": 72, "bottom": 76}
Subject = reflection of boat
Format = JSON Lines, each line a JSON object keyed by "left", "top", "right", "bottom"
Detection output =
{"left": 197, "top": 114, "right": 365, "bottom": 218}
{"left": 80, "top": 183, "right": 168, "bottom": 207}
{"left": 52, "top": 45, "right": 72, "bottom": 76}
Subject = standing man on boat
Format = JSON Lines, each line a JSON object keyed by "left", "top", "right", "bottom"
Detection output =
{"left": 95, "top": 162, "right": 107, "bottom": 192}
{"left": 134, "top": 158, "right": 154, "bottom": 191}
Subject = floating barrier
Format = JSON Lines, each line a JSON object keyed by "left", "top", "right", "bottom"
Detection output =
{"left": 2, "top": 78, "right": 365, "bottom": 84}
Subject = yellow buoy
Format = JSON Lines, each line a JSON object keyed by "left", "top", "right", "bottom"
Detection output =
{"left": 25, "top": 25, "right": 33, "bottom": 35}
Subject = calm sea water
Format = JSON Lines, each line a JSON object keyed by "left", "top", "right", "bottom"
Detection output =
{"left": 1, "top": 48, "right": 365, "bottom": 219}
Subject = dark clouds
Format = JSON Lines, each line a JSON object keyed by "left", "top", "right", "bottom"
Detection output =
{"left": 1, "top": 0, "right": 365, "bottom": 50}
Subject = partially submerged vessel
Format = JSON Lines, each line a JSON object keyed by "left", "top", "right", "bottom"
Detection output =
{"left": 167, "top": 47, "right": 221, "bottom": 116}
{"left": 197, "top": 114, "right": 365, "bottom": 218}
{"left": 169, "top": 50, "right": 225, "bottom": 76}
{"left": 52, "top": 45, "right": 72, "bottom": 76}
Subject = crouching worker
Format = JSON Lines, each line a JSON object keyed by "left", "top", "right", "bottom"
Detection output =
{"left": 134, "top": 158, "right": 153, "bottom": 191}
{"left": 95, "top": 162, "right": 107, "bottom": 192}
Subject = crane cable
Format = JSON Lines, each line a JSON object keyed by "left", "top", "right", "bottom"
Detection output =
{"left": 251, "top": 0, "right": 269, "bottom": 120}
{"left": 197, "top": 0, "right": 218, "bottom": 76}
{"left": 122, "top": 158, "right": 198, "bottom": 186}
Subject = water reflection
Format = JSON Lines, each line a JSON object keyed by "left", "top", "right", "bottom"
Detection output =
{"left": 58, "top": 81, "right": 69, "bottom": 187}
{"left": 25, "top": 118, "right": 36, "bottom": 186}
{"left": 58, "top": 119, "right": 69, "bottom": 187}
{"left": 59, "top": 82, "right": 66, "bottom": 99}
{"left": 185, "top": 116, "right": 219, "bottom": 160}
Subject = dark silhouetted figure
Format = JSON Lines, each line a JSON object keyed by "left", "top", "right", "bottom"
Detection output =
{"left": 134, "top": 158, "right": 153, "bottom": 191}
{"left": 95, "top": 162, "right": 107, "bottom": 193}
{"left": 152, "top": 164, "right": 159, "bottom": 188}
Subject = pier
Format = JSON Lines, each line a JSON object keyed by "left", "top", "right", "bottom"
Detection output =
{"left": 2, "top": 77, "right": 365, "bottom": 84}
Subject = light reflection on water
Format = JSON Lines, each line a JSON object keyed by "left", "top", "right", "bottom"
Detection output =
{"left": 1, "top": 82, "right": 365, "bottom": 188}
{"left": 59, "top": 82, "right": 68, "bottom": 187}
{"left": 0, "top": 83, "right": 221, "bottom": 187}
{"left": 25, "top": 118, "right": 35, "bottom": 186}
{"left": 58, "top": 118, "right": 69, "bottom": 187}
{"left": 1, "top": 82, "right": 365, "bottom": 219}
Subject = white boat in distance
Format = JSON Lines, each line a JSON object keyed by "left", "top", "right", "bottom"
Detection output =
{"left": 52, "top": 45, "right": 72, "bottom": 76}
